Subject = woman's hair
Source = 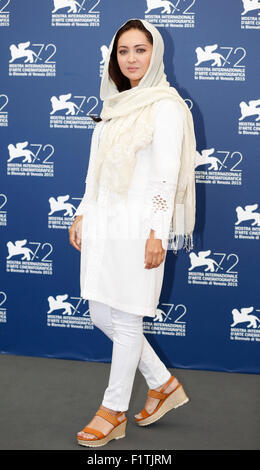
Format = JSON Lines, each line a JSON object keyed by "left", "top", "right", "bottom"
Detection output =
{"left": 90, "top": 19, "right": 153, "bottom": 122}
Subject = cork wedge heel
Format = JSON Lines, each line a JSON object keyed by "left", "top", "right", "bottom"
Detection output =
{"left": 135, "top": 375, "right": 189, "bottom": 426}
{"left": 77, "top": 407, "right": 127, "bottom": 447}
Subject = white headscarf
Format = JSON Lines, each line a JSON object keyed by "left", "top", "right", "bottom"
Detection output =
{"left": 91, "top": 18, "right": 196, "bottom": 253}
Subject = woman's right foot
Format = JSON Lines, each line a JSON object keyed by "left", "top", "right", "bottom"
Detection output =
{"left": 77, "top": 405, "right": 126, "bottom": 440}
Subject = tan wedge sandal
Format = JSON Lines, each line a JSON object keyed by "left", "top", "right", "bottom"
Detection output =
{"left": 135, "top": 375, "right": 189, "bottom": 426}
{"left": 77, "top": 407, "right": 127, "bottom": 447}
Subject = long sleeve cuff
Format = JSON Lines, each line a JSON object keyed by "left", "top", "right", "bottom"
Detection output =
{"left": 142, "top": 179, "right": 177, "bottom": 250}
{"left": 74, "top": 185, "right": 88, "bottom": 216}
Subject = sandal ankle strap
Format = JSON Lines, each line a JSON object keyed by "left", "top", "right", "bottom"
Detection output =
{"left": 148, "top": 389, "right": 167, "bottom": 400}
{"left": 148, "top": 375, "right": 177, "bottom": 399}
{"left": 160, "top": 375, "right": 175, "bottom": 394}
{"left": 95, "top": 408, "right": 122, "bottom": 426}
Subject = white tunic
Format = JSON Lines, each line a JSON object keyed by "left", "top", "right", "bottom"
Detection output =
{"left": 75, "top": 98, "right": 185, "bottom": 317}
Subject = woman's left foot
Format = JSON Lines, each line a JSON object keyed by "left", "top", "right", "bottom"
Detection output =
{"left": 134, "top": 377, "right": 179, "bottom": 420}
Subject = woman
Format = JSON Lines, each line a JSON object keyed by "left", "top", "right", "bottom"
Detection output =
{"left": 69, "top": 18, "right": 196, "bottom": 447}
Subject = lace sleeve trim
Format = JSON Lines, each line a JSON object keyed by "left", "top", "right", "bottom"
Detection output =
{"left": 142, "top": 179, "right": 177, "bottom": 249}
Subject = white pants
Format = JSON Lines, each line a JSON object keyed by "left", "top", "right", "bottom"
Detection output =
{"left": 88, "top": 299, "right": 171, "bottom": 412}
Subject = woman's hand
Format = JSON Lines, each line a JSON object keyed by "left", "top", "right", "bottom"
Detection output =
{"left": 144, "top": 229, "right": 166, "bottom": 269}
{"left": 69, "top": 215, "right": 83, "bottom": 251}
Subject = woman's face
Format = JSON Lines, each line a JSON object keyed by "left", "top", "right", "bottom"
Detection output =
{"left": 116, "top": 29, "right": 153, "bottom": 88}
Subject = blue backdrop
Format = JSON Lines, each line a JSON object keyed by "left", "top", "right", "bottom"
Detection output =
{"left": 0, "top": 0, "right": 259, "bottom": 374}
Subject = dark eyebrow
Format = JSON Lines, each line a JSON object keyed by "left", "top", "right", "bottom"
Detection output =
{"left": 118, "top": 44, "right": 147, "bottom": 49}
